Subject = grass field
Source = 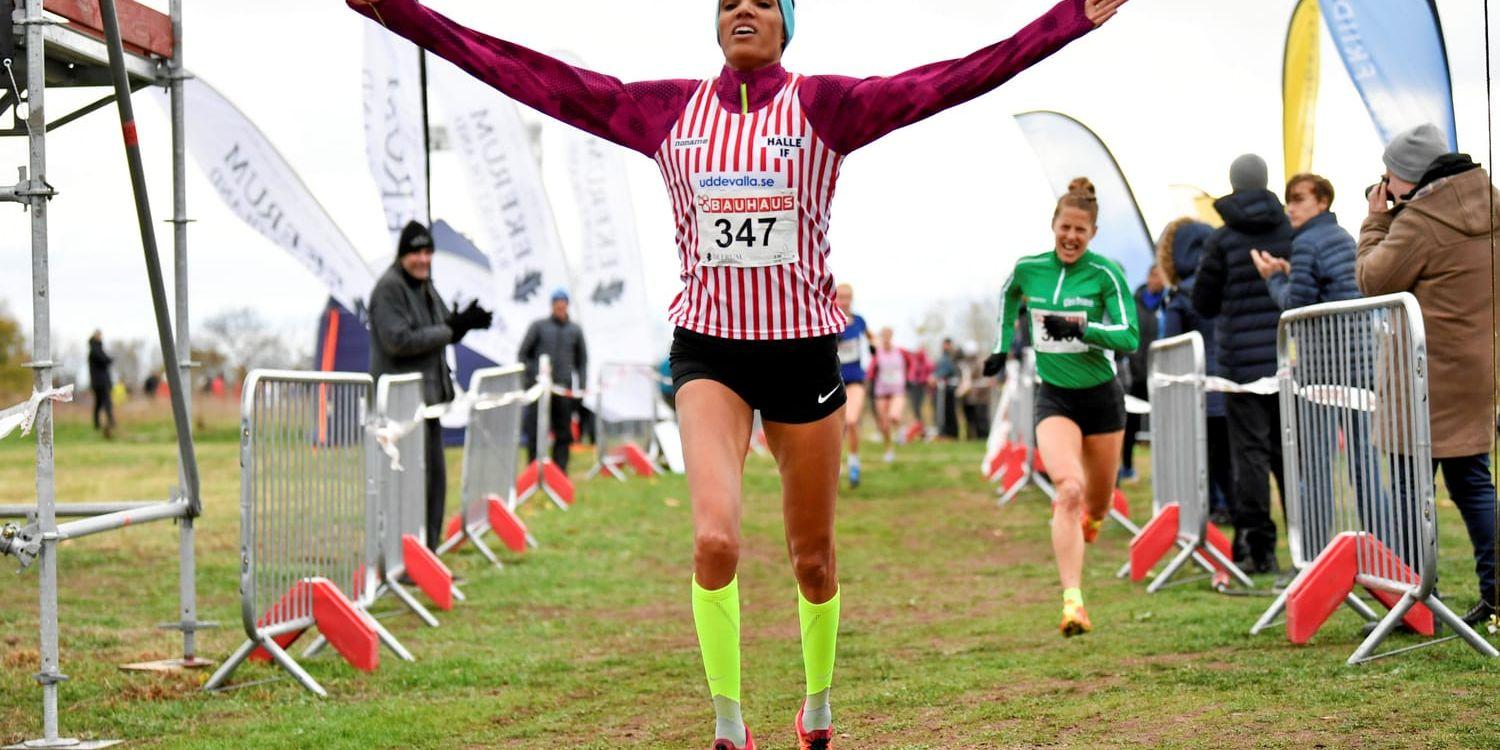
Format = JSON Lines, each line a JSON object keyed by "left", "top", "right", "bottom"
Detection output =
{"left": 1, "top": 400, "right": 1498, "bottom": 749}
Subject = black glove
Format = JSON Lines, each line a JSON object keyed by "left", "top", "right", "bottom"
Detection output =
{"left": 982, "top": 353, "right": 1004, "bottom": 378}
{"left": 447, "top": 300, "right": 494, "bottom": 343}
{"left": 1042, "top": 314, "right": 1085, "bottom": 342}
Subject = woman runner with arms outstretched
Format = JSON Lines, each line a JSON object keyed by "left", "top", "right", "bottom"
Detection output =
{"left": 347, "top": 0, "right": 1129, "bottom": 746}
{"left": 984, "top": 178, "right": 1139, "bottom": 637}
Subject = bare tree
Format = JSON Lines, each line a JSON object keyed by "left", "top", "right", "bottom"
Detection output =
{"left": 0, "top": 303, "right": 29, "bottom": 398}
{"left": 200, "top": 308, "right": 302, "bottom": 383}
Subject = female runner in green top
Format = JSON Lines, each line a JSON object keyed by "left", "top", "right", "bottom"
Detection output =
{"left": 986, "top": 178, "right": 1139, "bottom": 636}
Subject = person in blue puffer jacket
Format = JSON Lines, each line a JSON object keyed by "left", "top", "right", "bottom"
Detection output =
{"left": 1249, "top": 173, "right": 1361, "bottom": 309}
{"left": 1157, "top": 218, "right": 1233, "bottom": 526}
{"left": 1192, "top": 154, "right": 1294, "bottom": 573}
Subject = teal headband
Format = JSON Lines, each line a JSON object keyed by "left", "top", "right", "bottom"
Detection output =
{"left": 718, "top": 0, "right": 796, "bottom": 48}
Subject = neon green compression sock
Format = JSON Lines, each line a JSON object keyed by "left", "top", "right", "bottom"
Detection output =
{"left": 693, "top": 577, "right": 744, "bottom": 745}
{"left": 1063, "top": 587, "right": 1084, "bottom": 608}
{"left": 798, "top": 586, "right": 841, "bottom": 732}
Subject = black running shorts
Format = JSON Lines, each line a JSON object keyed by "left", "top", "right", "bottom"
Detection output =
{"left": 1034, "top": 379, "right": 1127, "bottom": 436}
{"left": 669, "top": 327, "right": 847, "bottom": 424}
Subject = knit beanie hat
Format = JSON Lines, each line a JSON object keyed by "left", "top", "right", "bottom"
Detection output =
{"left": 1383, "top": 124, "right": 1450, "bottom": 183}
{"left": 396, "top": 220, "right": 434, "bottom": 258}
{"left": 1229, "top": 154, "right": 1268, "bottom": 193}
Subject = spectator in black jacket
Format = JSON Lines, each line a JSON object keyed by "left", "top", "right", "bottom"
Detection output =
{"left": 1193, "top": 154, "right": 1294, "bottom": 573}
{"left": 519, "top": 289, "right": 588, "bottom": 473}
{"left": 370, "top": 220, "right": 493, "bottom": 550}
{"left": 87, "top": 330, "right": 115, "bottom": 436}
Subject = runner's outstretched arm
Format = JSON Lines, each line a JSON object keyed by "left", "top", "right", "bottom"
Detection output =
{"left": 799, "top": 0, "right": 1127, "bottom": 155}
{"left": 347, "top": 0, "right": 697, "bottom": 156}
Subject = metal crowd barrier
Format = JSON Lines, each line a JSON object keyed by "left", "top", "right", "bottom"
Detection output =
{"left": 365, "top": 373, "right": 461, "bottom": 627}
{"left": 587, "top": 362, "right": 665, "bottom": 481}
{"left": 1121, "top": 333, "right": 1252, "bottom": 591}
{"left": 1249, "top": 294, "right": 1497, "bottom": 663}
{"left": 205, "top": 371, "right": 413, "bottom": 697}
{"left": 439, "top": 365, "right": 536, "bottom": 566}
{"left": 993, "top": 349, "right": 1054, "bottom": 505}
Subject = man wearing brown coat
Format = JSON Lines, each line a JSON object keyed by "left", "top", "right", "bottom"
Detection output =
{"left": 1357, "top": 123, "right": 1500, "bottom": 628}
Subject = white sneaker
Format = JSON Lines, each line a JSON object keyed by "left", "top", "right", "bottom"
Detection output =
{"left": 883, "top": 449, "right": 895, "bottom": 463}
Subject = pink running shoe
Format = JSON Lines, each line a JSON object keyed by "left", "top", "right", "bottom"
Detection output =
{"left": 712, "top": 727, "right": 756, "bottom": 750}
{"left": 795, "top": 706, "right": 834, "bottom": 750}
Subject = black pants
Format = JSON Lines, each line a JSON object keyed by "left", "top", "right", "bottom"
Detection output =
{"left": 1121, "top": 383, "right": 1148, "bottom": 471}
{"left": 1226, "top": 392, "right": 1285, "bottom": 561}
{"left": 939, "top": 384, "right": 959, "bottom": 438}
{"left": 1392, "top": 454, "right": 1498, "bottom": 605}
{"left": 962, "top": 402, "right": 990, "bottom": 441}
{"left": 1206, "top": 415, "right": 1233, "bottom": 515}
{"left": 423, "top": 418, "right": 446, "bottom": 552}
{"left": 525, "top": 396, "right": 576, "bottom": 473}
{"left": 906, "top": 384, "right": 927, "bottom": 426}
{"left": 92, "top": 386, "right": 114, "bottom": 430}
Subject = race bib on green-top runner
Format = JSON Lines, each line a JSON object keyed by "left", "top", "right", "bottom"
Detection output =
{"left": 1030, "top": 309, "right": 1089, "bottom": 354}
{"left": 696, "top": 189, "right": 798, "bottom": 268}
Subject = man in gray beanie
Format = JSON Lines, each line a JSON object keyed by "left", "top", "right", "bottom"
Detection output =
{"left": 1193, "top": 153, "right": 1293, "bottom": 574}
{"left": 1358, "top": 123, "right": 1500, "bottom": 629}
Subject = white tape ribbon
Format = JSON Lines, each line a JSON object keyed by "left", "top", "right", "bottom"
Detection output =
{"left": 0, "top": 386, "right": 75, "bottom": 442}
{"left": 1150, "top": 373, "right": 1280, "bottom": 396}
{"left": 370, "top": 383, "right": 546, "bottom": 470}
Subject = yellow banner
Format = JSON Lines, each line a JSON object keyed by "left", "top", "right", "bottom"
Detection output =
{"left": 1283, "top": 0, "right": 1321, "bottom": 181}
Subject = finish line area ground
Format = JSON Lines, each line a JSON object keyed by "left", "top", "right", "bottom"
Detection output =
{"left": 0, "top": 404, "right": 1493, "bottom": 750}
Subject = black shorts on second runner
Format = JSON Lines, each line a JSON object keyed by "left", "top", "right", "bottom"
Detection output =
{"left": 1035, "top": 379, "right": 1126, "bottom": 436}
{"left": 670, "top": 327, "right": 847, "bottom": 424}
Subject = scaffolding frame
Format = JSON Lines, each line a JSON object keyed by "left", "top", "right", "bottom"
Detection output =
{"left": 1, "top": 1, "right": 211, "bottom": 747}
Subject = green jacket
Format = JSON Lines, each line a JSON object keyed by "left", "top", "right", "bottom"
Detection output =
{"left": 996, "top": 249, "right": 1139, "bottom": 389}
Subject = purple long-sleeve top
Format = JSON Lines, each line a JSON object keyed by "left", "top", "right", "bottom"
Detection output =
{"left": 348, "top": 0, "right": 1096, "bottom": 157}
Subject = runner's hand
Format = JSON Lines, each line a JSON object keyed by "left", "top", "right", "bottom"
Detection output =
{"left": 1085, "top": 0, "right": 1129, "bottom": 27}
{"left": 1042, "top": 315, "right": 1085, "bottom": 341}
{"left": 982, "top": 354, "right": 1005, "bottom": 378}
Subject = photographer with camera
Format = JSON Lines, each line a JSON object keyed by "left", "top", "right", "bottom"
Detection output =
{"left": 1357, "top": 123, "right": 1500, "bottom": 628}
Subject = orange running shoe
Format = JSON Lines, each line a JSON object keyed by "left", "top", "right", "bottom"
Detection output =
{"left": 1081, "top": 514, "right": 1104, "bottom": 544}
{"left": 1060, "top": 601, "right": 1093, "bottom": 637}
{"left": 795, "top": 706, "right": 833, "bottom": 750}
{"left": 712, "top": 727, "right": 756, "bottom": 750}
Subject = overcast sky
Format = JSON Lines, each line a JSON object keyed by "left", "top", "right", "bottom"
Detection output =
{"left": 1, "top": 0, "right": 1497, "bottom": 366}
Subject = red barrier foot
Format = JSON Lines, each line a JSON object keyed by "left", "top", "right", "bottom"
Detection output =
{"left": 542, "top": 461, "right": 575, "bottom": 506}
{"left": 486, "top": 494, "right": 530, "bottom": 554}
{"left": 443, "top": 513, "right": 467, "bottom": 550}
{"left": 309, "top": 577, "right": 380, "bottom": 672}
{"left": 403, "top": 535, "right": 455, "bottom": 611}
{"left": 1285, "top": 532, "right": 1434, "bottom": 643}
{"left": 616, "top": 443, "right": 656, "bottom": 477}
{"left": 517, "top": 461, "right": 540, "bottom": 498}
{"left": 248, "top": 581, "right": 313, "bottom": 663}
{"left": 1112, "top": 488, "right": 1130, "bottom": 517}
{"left": 1129, "top": 504, "right": 1181, "bottom": 582}
{"left": 997, "top": 443, "right": 1027, "bottom": 490}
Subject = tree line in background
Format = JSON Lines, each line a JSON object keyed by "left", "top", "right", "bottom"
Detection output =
{"left": 0, "top": 304, "right": 309, "bottom": 401}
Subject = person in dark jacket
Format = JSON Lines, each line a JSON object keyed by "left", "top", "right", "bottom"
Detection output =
{"left": 1252, "top": 174, "right": 1369, "bottom": 537}
{"left": 518, "top": 289, "right": 588, "bottom": 473}
{"left": 87, "top": 330, "right": 115, "bottom": 435}
{"left": 933, "top": 338, "right": 960, "bottom": 439}
{"left": 1158, "top": 219, "right": 1233, "bottom": 525}
{"left": 1118, "top": 264, "right": 1164, "bottom": 483}
{"left": 369, "top": 220, "right": 493, "bottom": 551}
{"left": 1192, "top": 154, "right": 1294, "bottom": 572}
{"left": 1250, "top": 173, "right": 1361, "bottom": 310}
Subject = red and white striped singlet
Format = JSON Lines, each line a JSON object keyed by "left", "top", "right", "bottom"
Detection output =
{"left": 655, "top": 73, "right": 849, "bottom": 341}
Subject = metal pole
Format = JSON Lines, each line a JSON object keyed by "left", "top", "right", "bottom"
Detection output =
{"left": 95, "top": 0, "right": 203, "bottom": 519}
{"left": 167, "top": 0, "right": 206, "bottom": 669}
{"left": 19, "top": 0, "right": 68, "bottom": 741}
